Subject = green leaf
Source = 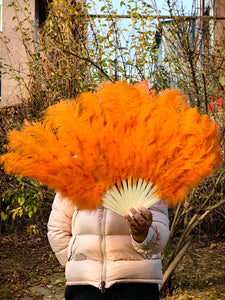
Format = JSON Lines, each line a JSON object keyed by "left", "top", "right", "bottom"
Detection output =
{"left": 28, "top": 211, "right": 33, "bottom": 218}
{"left": 209, "top": 243, "right": 216, "bottom": 249}
{"left": 219, "top": 77, "right": 225, "bottom": 87}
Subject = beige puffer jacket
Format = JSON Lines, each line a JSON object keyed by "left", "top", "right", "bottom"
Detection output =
{"left": 47, "top": 193, "right": 169, "bottom": 289}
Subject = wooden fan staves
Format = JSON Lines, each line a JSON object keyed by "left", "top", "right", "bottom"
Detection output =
{"left": 0, "top": 81, "right": 221, "bottom": 216}
{"left": 102, "top": 178, "right": 160, "bottom": 216}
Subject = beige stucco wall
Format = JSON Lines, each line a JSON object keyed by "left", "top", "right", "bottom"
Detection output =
{"left": 0, "top": 0, "right": 36, "bottom": 106}
{"left": 214, "top": 0, "right": 225, "bottom": 41}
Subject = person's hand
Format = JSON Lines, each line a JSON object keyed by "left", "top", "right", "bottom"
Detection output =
{"left": 124, "top": 206, "right": 152, "bottom": 243}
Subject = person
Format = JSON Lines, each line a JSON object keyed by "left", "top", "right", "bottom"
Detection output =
{"left": 47, "top": 192, "right": 170, "bottom": 300}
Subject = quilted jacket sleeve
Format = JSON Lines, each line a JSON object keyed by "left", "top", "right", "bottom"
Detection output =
{"left": 47, "top": 193, "right": 75, "bottom": 266}
{"left": 132, "top": 200, "right": 170, "bottom": 255}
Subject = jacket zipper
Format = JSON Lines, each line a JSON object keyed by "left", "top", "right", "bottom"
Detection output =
{"left": 100, "top": 208, "right": 107, "bottom": 293}
{"left": 68, "top": 210, "right": 79, "bottom": 261}
{"left": 68, "top": 236, "right": 76, "bottom": 261}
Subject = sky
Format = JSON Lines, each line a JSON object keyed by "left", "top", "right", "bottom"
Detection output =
{"left": 151, "top": 0, "right": 194, "bottom": 15}
{"left": 88, "top": 0, "right": 194, "bottom": 16}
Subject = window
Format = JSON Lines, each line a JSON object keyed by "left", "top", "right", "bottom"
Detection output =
{"left": 35, "top": 0, "right": 49, "bottom": 27}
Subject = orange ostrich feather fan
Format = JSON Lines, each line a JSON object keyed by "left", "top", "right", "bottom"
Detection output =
{"left": 0, "top": 81, "right": 221, "bottom": 215}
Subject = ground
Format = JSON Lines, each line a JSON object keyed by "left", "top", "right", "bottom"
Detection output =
{"left": 0, "top": 233, "right": 225, "bottom": 300}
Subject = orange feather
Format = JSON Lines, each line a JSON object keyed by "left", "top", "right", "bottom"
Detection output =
{"left": 0, "top": 81, "right": 221, "bottom": 210}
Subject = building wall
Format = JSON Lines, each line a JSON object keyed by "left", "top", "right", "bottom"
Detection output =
{"left": 0, "top": 0, "right": 36, "bottom": 107}
{"left": 195, "top": 0, "right": 225, "bottom": 42}
{"left": 214, "top": 0, "right": 225, "bottom": 41}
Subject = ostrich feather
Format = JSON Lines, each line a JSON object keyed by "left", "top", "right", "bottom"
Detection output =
{"left": 0, "top": 81, "right": 221, "bottom": 215}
